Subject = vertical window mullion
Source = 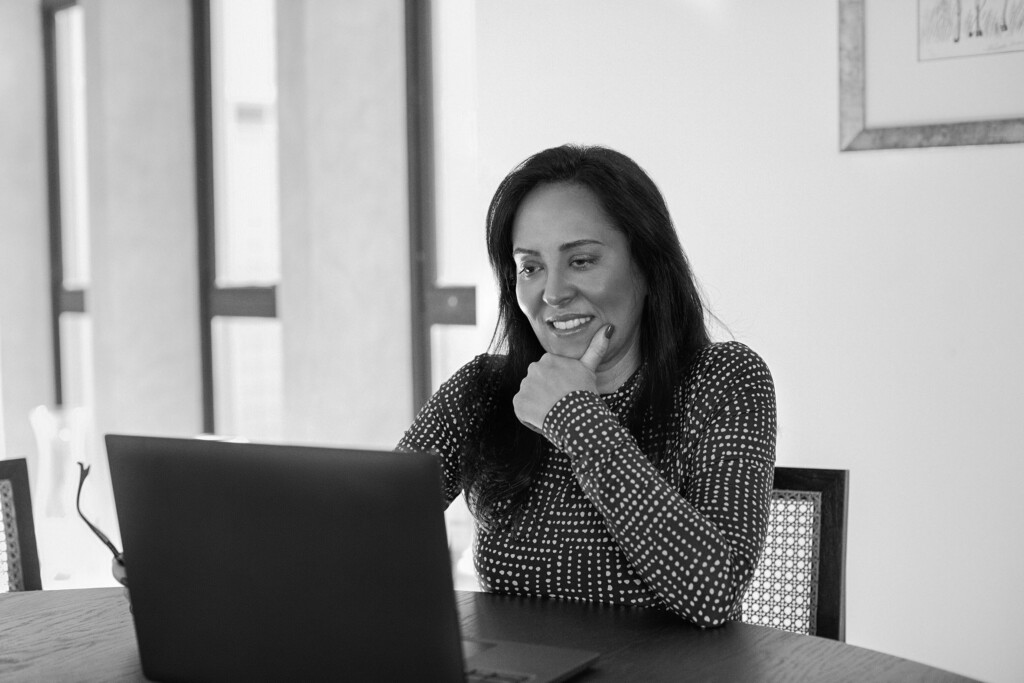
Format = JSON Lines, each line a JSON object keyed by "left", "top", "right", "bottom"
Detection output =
{"left": 405, "top": 0, "right": 436, "bottom": 413}
{"left": 192, "top": 0, "right": 217, "bottom": 434}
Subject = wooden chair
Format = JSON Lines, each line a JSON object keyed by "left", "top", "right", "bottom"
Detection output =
{"left": 1, "top": 458, "right": 42, "bottom": 592}
{"left": 741, "top": 466, "right": 849, "bottom": 641}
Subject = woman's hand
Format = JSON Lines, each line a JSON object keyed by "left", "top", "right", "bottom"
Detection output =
{"left": 513, "top": 325, "right": 612, "bottom": 433}
{"left": 112, "top": 555, "right": 128, "bottom": 587}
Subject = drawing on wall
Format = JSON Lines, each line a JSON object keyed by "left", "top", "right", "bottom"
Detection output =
{"left": 919, "top": 0, "right": 1024, "bottom": 59}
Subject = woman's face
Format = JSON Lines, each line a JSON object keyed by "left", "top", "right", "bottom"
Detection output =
{"left": 511, "top": 183, "right": 646, "bottom": 375}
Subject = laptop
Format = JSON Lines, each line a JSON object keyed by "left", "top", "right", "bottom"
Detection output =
{"left": 105, "top": 434, "right": 598, "bottom": 682}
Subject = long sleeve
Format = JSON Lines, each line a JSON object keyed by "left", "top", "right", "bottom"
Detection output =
{"left": 541, "top": 342, "right": 776, "bottom": 626}
{"left": 396, "top": 355, "right": 493, "bottom": 505}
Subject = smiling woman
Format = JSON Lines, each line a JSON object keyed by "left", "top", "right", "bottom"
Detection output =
{"left": 511, "top": 183, "right": 647, "bottom": 395}
{"left": 398, "top": 144, "right": 778, "bottom": 627}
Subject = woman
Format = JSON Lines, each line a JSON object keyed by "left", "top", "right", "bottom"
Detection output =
{"left": 398, "top": 144, "right": 776, "bottom": 627}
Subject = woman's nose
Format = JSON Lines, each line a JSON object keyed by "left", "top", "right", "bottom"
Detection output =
{"left": 542, "top": 268, "right": 575, "bottom": 307}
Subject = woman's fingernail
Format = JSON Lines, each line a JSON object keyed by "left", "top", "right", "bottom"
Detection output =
{"left": 605, "top": 324, "right": 615, "bottom": 339}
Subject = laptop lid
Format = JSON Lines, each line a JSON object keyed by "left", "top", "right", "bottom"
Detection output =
{"left": 105, "top": 434, "right": 597, "bottom": 682}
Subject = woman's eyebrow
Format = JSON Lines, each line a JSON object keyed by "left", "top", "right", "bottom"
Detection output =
{"left": 558, "top": 239, "right": 603, "bottom": 251}
{"left": 512, "top": 239, "right": 604, "bottom": 256}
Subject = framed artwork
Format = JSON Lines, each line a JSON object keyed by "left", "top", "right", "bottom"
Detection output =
{"left": 839, "top": 0, "right": 1024, "bottom": 150}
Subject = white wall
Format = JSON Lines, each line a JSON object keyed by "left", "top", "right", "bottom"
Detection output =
{"left": 277, "top": 0, "right": 413, "bottom": 449}
{"left": 85, "top": 0, "right": 204, "bottom": 440}
{"left": 433, "top": 1, "right": 1024, "bottom": 682}
{"left": 0, "top": 0, "right": 55, "bottom": 471}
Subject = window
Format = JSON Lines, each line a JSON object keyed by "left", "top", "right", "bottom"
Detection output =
{"left": 196, "top": 0, "right": 281, "bottom": 438}
{"left": 43, "top": 0, "right": 90, "bottom": 411}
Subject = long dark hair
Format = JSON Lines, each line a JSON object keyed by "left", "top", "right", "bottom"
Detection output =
{"left": 462, "top": 144, "right": 710, "bottom": 531}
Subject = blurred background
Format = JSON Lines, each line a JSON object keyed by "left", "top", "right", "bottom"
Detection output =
{"left": 1, "top": 1, "right": 1022, "bottom": 681}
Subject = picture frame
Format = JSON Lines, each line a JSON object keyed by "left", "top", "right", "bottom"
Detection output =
{"left": 839, "top": 0, "right": 1024, "bottom": 151}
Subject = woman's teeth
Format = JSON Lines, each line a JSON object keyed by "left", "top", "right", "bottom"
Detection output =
{"left": 552, "top": 317, "right": 592, "bottom": 331}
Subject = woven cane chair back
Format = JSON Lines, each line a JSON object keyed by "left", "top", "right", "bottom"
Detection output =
{"left": 742, "top": 467, "right": 848, "bottom": 641}
{"left": 0, "top": 458, "right": 42, "bottom": 592}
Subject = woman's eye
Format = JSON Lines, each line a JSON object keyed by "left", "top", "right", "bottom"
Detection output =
{"left": 517, "top": 263, "right": 539, "bottom": 277}
{"left": 570, "top": 256, "right": 596, "bottom": 269}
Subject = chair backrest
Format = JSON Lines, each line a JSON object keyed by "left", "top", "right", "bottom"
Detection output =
{"left": 741, "top": 466, "right": 849, "bottom": 641}
{"left": 0, "top": 458, "right": 42, "bottom": 592}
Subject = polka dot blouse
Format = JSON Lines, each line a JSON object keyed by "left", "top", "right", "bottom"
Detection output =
{"left": 397, "top": 341, "right": 777, "bottom": 627}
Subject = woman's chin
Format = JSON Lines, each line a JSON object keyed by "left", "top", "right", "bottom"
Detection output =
{"left": 542, "top": 335, "right": 588, "bottom": 359}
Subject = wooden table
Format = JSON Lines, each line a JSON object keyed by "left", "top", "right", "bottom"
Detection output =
{"left": 0, "top": 588, "right": 977, "bottom": 682}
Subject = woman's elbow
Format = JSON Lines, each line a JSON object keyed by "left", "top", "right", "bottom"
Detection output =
{"left": 667, "top": 589, "right": 737, "bottom": 628}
